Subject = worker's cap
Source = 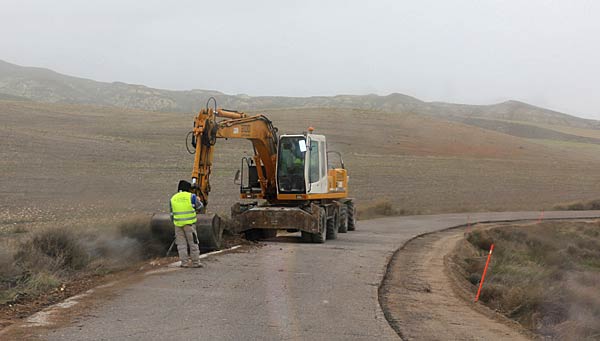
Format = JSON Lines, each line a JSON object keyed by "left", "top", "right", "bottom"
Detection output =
{"left": 178, "top": 180, "right": 192, "bottom": 192}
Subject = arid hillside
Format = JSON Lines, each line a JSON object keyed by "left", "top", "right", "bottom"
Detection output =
{"left": 1, "top": 59, "right": 598, "bottom": 129}
{"left": 2, "top": 99, "right": 600, "bottom": 233}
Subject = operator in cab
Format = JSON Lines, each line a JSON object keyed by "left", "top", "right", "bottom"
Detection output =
{"left": 280, "top": 140, "right": 305, "bottom": 191}
{"left": 170, "top": 180, "right": 204, "bottom": 268}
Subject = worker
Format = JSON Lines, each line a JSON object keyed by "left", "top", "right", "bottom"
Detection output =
{"left": 170, "top": 180, "right": 203, "bottom": 268}
{"left": 282, "top": 141, "right": 304, "bottom": 174}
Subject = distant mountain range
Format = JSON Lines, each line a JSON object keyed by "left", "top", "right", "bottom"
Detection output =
{"left": 1, "top": 59, "right": 598, "bottom": 129}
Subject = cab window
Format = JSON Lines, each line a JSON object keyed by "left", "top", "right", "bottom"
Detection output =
{"left": 309, "top": 140, "right": 320, "bottom": 183}
{"left": 277, "top": 137, "right": 306, "bottom": 193}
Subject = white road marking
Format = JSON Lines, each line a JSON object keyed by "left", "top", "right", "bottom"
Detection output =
{"left": 167, "top": 245, "right": 242, "bottom": 268}
{"left": 23, "top": 245, "right": 242, "bottom": 327}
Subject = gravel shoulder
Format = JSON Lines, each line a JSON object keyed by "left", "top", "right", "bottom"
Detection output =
{"left": 380, "top": 226, "right": 532, "bottom": 340}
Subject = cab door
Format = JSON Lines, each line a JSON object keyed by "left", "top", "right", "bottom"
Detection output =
{"left": 307, "top": 135, "right": 328, "bottom": 194}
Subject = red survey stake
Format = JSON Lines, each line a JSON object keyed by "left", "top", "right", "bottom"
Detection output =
{"left": 475, "top": 243, "right": 495, "bottom": 302}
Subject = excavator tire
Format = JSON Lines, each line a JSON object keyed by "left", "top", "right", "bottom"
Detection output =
{"left": 312, "top": 208, "right": 327, "bottom": 243}
{"left": 150, "top": 213, "right": 223, "bottom": 252}
{"left": 347, "top": 201, "right": 356, "bottom": 231}
{"left": 338, "top": 205, "right": 348, "bottom": 233}
{"left": 326, "top": 208, "right": 338, "bottom": 240}
{"left": 300, "top": 231, "right": 312, "bottom": 243}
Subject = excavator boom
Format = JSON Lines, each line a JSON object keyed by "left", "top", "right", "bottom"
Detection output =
{"left": 190, "top": 107, "right": 279, "bottom": 206}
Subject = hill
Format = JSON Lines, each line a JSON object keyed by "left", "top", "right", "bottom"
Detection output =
{"left": 1, "top": 59, "right": 598, "bottom": 129}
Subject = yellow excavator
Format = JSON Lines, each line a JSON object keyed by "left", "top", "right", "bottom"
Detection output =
{"left": 151, "top": 99, "right": 356, "bottom": 251}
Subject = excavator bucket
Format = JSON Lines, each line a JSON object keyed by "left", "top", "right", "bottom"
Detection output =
{"left": 150, "top": 213, "right": 223, "bottom": 252}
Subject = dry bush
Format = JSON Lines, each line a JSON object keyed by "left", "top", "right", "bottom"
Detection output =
{"left": 0, "top": 271, "right": 61, "bottom": 305}
{"left": 0, "top": 247, "right": 20, "bottom": 304}
{"left": 1, "top": 228, "right": 89, "bottom": 304}
{"left": 15, "top": 227, "right": 89, "bottom": 273}
{"left": 457, "top": 222, "right": 600, "bottom": 339}
{"left": 465, "top": 230, "right": 494, "bottom": 251}
{"left": 1, "top": 217, "right": 171, "bottom": 305}
{"left": 554, "top": 199, "right": 600, "bottom": 211}
{"left": 357, "top": 199, "right": 413, "bottom": 220}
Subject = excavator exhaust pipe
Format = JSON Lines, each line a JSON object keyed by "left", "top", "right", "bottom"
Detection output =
{"left": 150, "top": 213, "right": 223, "bottom": 252}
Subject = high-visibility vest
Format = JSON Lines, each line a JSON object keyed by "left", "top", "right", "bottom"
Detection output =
{"left": 170, "top": 192, "right": 197, "bottom": 227}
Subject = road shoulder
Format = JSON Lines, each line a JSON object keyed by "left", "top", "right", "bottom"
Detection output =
{"left": 379, "top": 224, "right": 531, "bottom": 340}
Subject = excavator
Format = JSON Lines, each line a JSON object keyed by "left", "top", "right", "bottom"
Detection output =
{"left": 151, "top": 99, "right": 356, "bottom": 251}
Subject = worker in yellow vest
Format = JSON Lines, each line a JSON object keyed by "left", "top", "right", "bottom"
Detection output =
{"left": 170, "top": 180, "right": 203, "bottom": 268}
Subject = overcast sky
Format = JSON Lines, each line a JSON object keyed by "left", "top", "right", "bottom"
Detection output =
{"left": 2, "top": 0, "right": 599, "bottom": 119}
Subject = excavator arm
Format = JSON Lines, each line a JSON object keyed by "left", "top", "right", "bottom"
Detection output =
{"left": 190, "top": 107, "right": 279, "bottom": 208}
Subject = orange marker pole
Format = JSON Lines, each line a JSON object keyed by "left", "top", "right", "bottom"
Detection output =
{"left": 467, "top": 215, "right": 471, "bottom": 231}
{"left": 475, "top": 243, "right": 494, "bottom": 302}
{"left": 537, "top": 210, "right": 544, "bottom": 223}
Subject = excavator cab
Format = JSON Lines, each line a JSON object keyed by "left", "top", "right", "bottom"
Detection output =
{"left": 277, "top": 135, "right": 307, "bottom": 194}
{"left": 276, "top": 133, "right": 330, "bottom": 196}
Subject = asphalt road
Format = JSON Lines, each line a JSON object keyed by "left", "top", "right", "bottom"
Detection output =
{"left": 43, "top": 211, "right": 600, "bottom": 341}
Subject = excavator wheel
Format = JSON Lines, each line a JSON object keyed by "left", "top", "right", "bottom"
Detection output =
{"left": 300, "top": 231, "right": 312, "bottom": 243}
{"left": 347, "top": 201, "right": 356, "bottom": 231}
{"left": 326, "top": 208, "right": 339, "bottom": 240}
{"left": 150, "top": 213, "right": 223, "bottom": 252}
{"left": 338, "top": 205, "right": 348, "bottom": 233}
{"left": 313, "top": 208, "right": 327, "bottom": 243}
{"left": 302, "top": 208, "right": 327, "bottom": 243}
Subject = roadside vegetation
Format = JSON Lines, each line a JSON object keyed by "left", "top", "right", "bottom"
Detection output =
{"left": 357, "top": 199, "right": 416, "bottom": 220}
{"left": 453, "top": 221, "right": 600, "bottom": 339}
{"left": 554, "top": 198, "right": 600, "bottom": 211}
{"left": 0, "top": 217, "right": 169, "bottom": 307}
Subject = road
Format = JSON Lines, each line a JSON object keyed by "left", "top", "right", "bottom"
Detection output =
{"left": 36, "top": 211, "right": 600, "bottom": 340}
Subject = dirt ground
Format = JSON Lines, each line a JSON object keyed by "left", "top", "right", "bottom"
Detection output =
{"left": 380, "top": 223, "right": 533, "bottom": 340}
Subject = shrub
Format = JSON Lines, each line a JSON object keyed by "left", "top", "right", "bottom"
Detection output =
{"left": 466, "top": 230, "right": 494, "bottom": 251}
{"left": 357, "top": 199, "right": 405, "bottom": 219}
{"left": 554, "top": 199, "right": 600, "bottom": 211}
{"left": 14, "top": 227, "right": 89, "bottom": 273}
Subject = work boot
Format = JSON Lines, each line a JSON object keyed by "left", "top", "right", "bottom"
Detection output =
{"left": 180, "top": 260, "right": 192, "bottom": 268}
{"left": 191, "top": 262, "right": 204, "bottom": 268}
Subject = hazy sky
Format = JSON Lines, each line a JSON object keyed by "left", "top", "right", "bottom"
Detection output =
{"left": 2, "top": 0, "right": 600, "bottom": 119}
